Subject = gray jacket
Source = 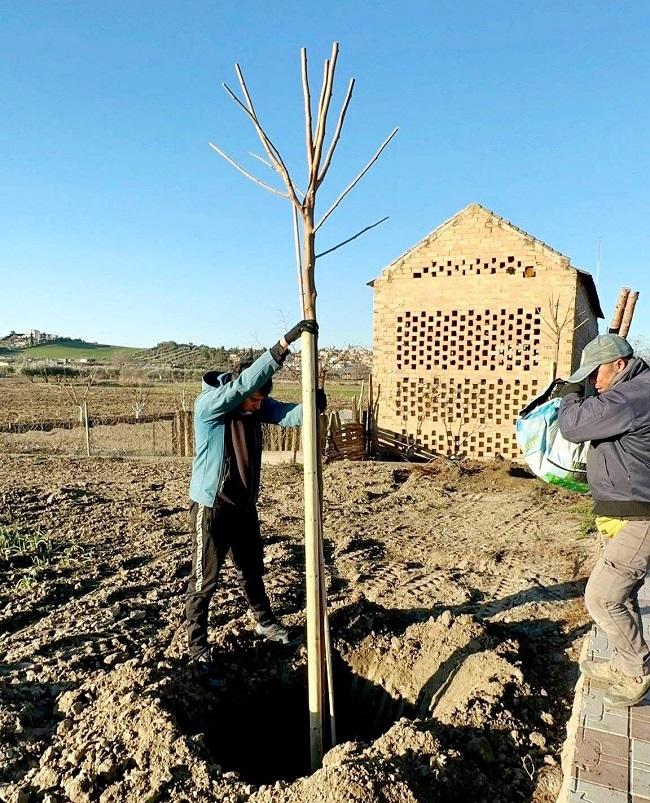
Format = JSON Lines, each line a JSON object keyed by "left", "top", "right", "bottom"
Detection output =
{"left": 559, "top": 357, "right": 650, "bottom": 517}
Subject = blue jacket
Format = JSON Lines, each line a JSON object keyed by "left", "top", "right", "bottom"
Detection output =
{"left": 189, "top": 350, "right": 302, "bottom": 506}
{"left": 559, "top": 357, "right": 650, "bottom": 516}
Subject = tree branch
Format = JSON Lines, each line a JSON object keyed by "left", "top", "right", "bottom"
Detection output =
{"left": 249, "top": 151, "right": 305, "bottom": 200}
{"left": 208, "top": 142, "right": 289, "bottom": 197}
{"left": 292, "top": 205, "right": 305, "bottom": 312}
{"left": 231, "top": 66, "right": 302, "bottom": 208}
{"left": 309, "top": 43, "right": 339, "bottom": 193}
{"left": 222, "top": 81, "right": 286, "bottom": 171}
{"left": 315, "top": 127, "right": 398, "bottom": 232}
{"left": 318, "top": 77, "right": 355, "bottom": 186}
{"left": 315, "top": 216, "right": 388, "bottom": 259}
{"left": 312, "top": 58, "right": 330, "bottom": 180}
{"left": 301, "top": 48, "right": 314, "bottom": 171}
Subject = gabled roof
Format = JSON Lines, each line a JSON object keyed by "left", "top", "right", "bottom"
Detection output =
{"left": 369, "top": 203, "right": 603, "bottom": 318}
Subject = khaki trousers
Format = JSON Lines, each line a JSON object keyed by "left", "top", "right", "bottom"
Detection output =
{"left": 585, "top": 518, "right": 650, "bottom": 677}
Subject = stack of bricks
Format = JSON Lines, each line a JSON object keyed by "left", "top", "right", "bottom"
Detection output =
{"left": 371, "top": 203, "right": 601, "bottom": 460}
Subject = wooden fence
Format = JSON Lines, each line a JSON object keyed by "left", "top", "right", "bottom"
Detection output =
{"left": 0, "top": 412, "right": 174, "bottom": 434}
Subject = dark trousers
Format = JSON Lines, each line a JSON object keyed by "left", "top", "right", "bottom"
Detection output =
{"left": 185, "top": 501, "right": 274, "bottom": 657}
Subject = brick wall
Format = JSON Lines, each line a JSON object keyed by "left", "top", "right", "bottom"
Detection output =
{"left": 371, "top": 204, "right": 599, "bottom": 460}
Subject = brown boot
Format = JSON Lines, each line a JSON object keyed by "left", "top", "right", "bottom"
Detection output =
{"left": 604, "top": 674, "right": 650, "bottom": 708}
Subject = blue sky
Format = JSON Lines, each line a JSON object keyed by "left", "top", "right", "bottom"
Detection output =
{"left": 2, "top": 1, "right": 649, "bottom": 349}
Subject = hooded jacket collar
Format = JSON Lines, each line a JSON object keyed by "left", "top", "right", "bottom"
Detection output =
{"left": 611, "top": 356, "right": 649, "bottom": 389}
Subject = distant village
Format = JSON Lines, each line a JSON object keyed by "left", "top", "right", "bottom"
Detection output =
{"left": 1, "top": 329, "right": 64, "bottom": 348}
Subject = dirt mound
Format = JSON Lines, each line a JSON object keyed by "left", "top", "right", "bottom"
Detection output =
{"left": 17, "top": 659, "right": 222, "bottom": 803}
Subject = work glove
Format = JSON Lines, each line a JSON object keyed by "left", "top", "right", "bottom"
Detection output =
{"left": 557, "top": 381, "right": 585, "bottom": 399}
{"left": 284, "top": 319, "right": 318, "bottom": 344}
{"left": 316, "top": 388, "right": 327, "bottom": 414}
{"left": 270, "top": 320, "right": 319, "bottom": 364}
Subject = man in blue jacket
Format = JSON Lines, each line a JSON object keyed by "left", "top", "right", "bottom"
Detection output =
{"left": 559, "top": 334, "right": 650, "bottom": 707}
{"left": 185, "top": 320, "right": 325, "bottom": 679}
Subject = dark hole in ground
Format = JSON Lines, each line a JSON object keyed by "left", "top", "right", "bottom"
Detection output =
{"left": 172, "top": 650, "right": 410, "bottom": 787}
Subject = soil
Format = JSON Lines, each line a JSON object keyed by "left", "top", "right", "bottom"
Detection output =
{"left": 0, "top": 454, "right": 596, "bottom": 803}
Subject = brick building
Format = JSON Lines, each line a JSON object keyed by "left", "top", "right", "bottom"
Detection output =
{"left": 370, "top": 203, "right": 603, "bottom": 460}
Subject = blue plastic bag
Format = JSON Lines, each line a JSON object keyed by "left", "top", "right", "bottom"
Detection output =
{"left": 515, "top": 380, "right": 590, "bottom": 494}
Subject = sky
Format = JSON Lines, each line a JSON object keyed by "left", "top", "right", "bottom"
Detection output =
{"left": 2, "top": 1, "right": 649, "bottom": 349}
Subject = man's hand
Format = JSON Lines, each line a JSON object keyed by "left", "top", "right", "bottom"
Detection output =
{"left": 271, "top": 320, "right": 319, "bottom": 364}
{"left": 316, "top": 388, "right": 327, "bottom": 414}
{"left": 283, "top": 319, "right": 318, "bottom": 347}
{"left": 557, "top": 381, "right": 585, "bottom": 399}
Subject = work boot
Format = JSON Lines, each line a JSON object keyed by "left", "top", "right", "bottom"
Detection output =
{"left": 579, "top": 659, "right": 620, "bottom": 684}
{"left": 254, "top": 620, "right": 302, "bottom": 646}
{"left": 604, "top": 674, "right": 650, "bottom": 708}
{"left": 189, "top": 650, "right": 226, "bottom": 689}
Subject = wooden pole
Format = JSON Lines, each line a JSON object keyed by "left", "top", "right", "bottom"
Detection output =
{"left": 184, "top": 411, "right": 194, "bottom": 457}
{"left": 319, "top": 530, "right": 336, "bottom": 745}
{"left": 83, "top": 401, "right": 90, "bottom": 457}
{"left": 609, "top": 287, "right": 630, "bottom": 333}
{"left": 300, "top": 327, "right": 324, "bottom": 769}
{"left": 619, "top": 290, "right": 639, "bottom": 338}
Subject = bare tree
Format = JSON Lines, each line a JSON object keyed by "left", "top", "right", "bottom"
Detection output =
{"left": 54, "top": 368, "right": 97, "bottom": 422}
{"left": 120, "top": 368, "right": 151, "bottom": 420}
{"left": 210, "top": 43, "right": 396, "bottom": 769}
{"left": 318, "top": 346, "right": 353, "bottom": 387}
{"left": 631, "top": 335, "right": 650, "bottom": 361}
{"left": 541, "top": 295, "right": 589, "bottom": 377}
{"left": 52, "top": 368, "right": 97, "bottom": 456}
{"left": 169, "top": 368, "right": 195, "bottom": 413}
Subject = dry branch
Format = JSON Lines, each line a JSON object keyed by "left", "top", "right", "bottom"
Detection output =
{"left": 208, "top": 143, "right": 288, "bottom": 197}
{"left": 301, "top": 48, "right": 314, "bottom": 168}
{"left": 315, "top": 127, "right": 399, "bottom": 231}
{"left": 232, "top": 67, "right": 302, "bottom": 208}
{"left": 316, "top": 216, "right": 389, "bottom": 259}
{"left": 318, "top": 77, "right": 355, "bottom": 184}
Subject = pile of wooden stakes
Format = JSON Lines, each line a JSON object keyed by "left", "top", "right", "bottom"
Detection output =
{"left": 608, "top": 287, "right": 639, "bottom": 336}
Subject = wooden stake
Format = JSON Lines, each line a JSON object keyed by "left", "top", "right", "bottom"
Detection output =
{"left": 83, "top": 401, "right": 90, "bottom": 457}
{"left": 301, "top": 328, "right": 324, "bottom": 768}
{"left": 609, "top": 288, "right": 630, "bottom": 333}
{"left": 619, "top": 290, "right": 639, "bottom": 338}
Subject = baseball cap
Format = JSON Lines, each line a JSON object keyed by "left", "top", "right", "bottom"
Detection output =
{"left": 566, "top": 334, "right": 633, "bottom": 383}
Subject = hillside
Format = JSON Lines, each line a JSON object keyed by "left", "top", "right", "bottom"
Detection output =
{"left": 129, "top": 341, "right": 263, "bottom": 369}
{"left": 4, "top": 339, "right": 139, "bottom": 362}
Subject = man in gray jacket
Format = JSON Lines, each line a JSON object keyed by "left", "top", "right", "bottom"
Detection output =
{"left": 559, "top": 334, "right": 650, "bottom": 707}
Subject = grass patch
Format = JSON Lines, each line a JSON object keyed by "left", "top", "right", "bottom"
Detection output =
{"left": 568, "top": 501, "right": 597, "bottom": 538}
{"left": 0, "top": 526, "right": 52, "bottom": 558}
{"left": 0, "top": 526, "right": 81, "bottom": 590}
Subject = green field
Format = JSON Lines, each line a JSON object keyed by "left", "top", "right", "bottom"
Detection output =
{"left": 8, "top": 339, "right": 140, "bottom": 361}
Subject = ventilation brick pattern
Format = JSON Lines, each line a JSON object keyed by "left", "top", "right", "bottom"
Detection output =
{"left": 396, "top": 308, "right": 542, "bottom": 372}
{"left": 394, "top": 375, "right": 539, "bottom": 459}
{"left": 411, "top": 255, "right": 536, "bottom": 279}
